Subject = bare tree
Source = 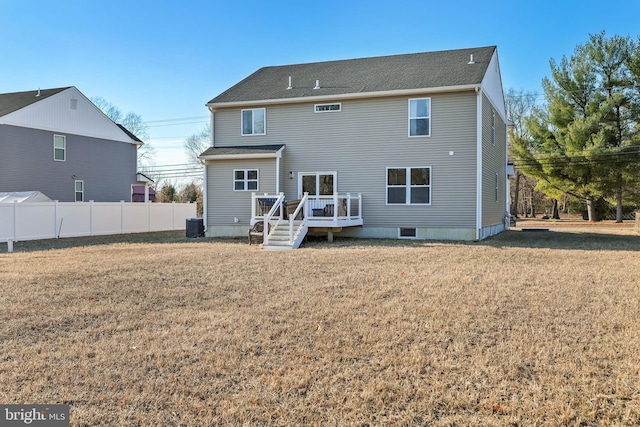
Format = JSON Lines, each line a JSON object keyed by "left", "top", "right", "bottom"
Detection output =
{"left": 184, "top": 123, "right": 210, "bottom": 164}
{"left": 91, "top": 97, "right": 155, "bottom": 168}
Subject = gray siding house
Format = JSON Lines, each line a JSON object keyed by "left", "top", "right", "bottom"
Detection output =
{"left": 0, "top": 87, "right": 148, "bottom": 202}
{"left": 200, "top": 46, "right": 509, "bottom": 248}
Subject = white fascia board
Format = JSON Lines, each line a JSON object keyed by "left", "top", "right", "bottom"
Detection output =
{"left": 206, "top": 84, "right": 481, "bottom": 110}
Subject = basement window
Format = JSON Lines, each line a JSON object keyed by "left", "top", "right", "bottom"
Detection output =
{"left": 398, "top": 228, "right": 418, "bottom": 239}
{"left": 314, "top": 103, "right": 341, "bottom": 113}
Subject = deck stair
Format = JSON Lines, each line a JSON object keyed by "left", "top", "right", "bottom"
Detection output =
{"left": 263, "top": 220, "right": 307, "bottom": 250}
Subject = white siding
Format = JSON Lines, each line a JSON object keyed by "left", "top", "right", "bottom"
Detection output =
{"left": 1, "top": 87, "right": 136, "bottom": 143}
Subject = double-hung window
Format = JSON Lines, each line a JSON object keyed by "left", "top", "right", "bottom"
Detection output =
{"left": 54, "top": 135, "right": 66, "bottom": 161}
{"left": 408, "top": 98, "right": 431, "bottom": 137}
{"left": 75, "top": 180, "right": 84, "bottom": 202}
{"left": 387, "top": 167, "right": 431, "bottom": 205}
{"left": 234, "top": 169, "right": 258, "bottom": 191}
{"left": 241, "top": 108, "right": 265, "bottom": 136}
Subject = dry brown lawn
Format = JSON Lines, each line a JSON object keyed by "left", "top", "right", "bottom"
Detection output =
{"left": 1, "top": 227, "right": 639, "bottom": 426}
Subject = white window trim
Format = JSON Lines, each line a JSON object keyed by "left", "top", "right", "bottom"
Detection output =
{"left": 408, "top": 98, "right": 431, "bottom": 138}
{"left": 386, "top": 166, "right": 432, "bottom": 206}
{"left": 74, "top": 180, "right": 84, "bottom": 202}
{"left": 54, "top": 134, "right": 66, "bottom": 162}
{"left": 297, "top": 171, "right": 338, "bottom": 198}
{"left": 233, "top": 169, "right": 259, "bottom": 192}
{"left": 314, "top": 103, "right": 341, "bottom": 113}
{"left": 241, "top": 108, "right": 266, "bottom": 136}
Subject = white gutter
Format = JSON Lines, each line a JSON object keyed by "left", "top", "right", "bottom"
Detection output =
{"left": 207, "top": 84, "right": 481, "bottom": 110}
{"left": 199, "top": 152, "right": 282, "bottom": 161}
{"left": 475, "top": 86, "right": 483, "bottom": 241}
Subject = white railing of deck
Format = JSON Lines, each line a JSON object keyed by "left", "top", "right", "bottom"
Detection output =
{"left": 289, "top": 193, "right": 309, "bottom": 244}
{"left": 306, "top": 193, "right": 362, "bottom": 220}
{"left": 262, "top": 193, "right": 285, "bottom": 245}
{"left": 251, "top": 192, "right": 284, "bottom": 222}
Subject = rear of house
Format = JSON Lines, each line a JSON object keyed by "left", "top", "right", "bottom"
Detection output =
{"left": 200, "top": 46, "right": 508, "bottom": 245}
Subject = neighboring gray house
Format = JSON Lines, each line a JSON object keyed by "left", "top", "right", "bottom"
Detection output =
{"left": 0, "top": 87, "right": 150, "bottom": 202}
{"left": 200, "top": 46, "right": 509, "bottom": 249}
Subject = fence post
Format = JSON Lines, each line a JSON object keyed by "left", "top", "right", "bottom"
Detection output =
{"left": 90, "top": 200, "right": 94, "bottom": 236}
{"left": 54, "top": 200, "right": 60, "bottom": 239}
{"left": 12, "top": 200, "right": 17, "bottom": 242}
{"left": 121, "top": 201, "right": 125, "bottom": 234}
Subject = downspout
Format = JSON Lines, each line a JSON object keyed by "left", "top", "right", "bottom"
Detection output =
{"left": 475, "top": 86, "right": 483, "bottom": 240}
{"left": 275, "top": 151, "right": 281, "bottom": 194}
{"left": 203, "top": 108, "right": 214, "bottom": 229}
{"left": 209, "top": 108, "right": 215, "bottom": 148}
{"left": 504, "top": 115, "right": 509, "bottom": 221}
{"left": 202, "top": 160, "right": 207, "bottom": 228}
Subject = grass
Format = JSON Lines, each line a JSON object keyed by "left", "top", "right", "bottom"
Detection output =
{"left": 1, "top": 228, "right": 639, "bottom": 426}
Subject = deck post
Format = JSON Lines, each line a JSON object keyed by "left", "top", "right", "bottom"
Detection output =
{"left": 327, "top": 229, "right": 334, "bottom": 243}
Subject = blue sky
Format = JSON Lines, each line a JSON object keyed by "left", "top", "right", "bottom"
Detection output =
{"left": 2, "top": 0, "right": 639, "bottom": 174}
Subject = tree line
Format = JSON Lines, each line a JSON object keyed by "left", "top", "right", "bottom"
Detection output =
{"left": 508, "top": 31, "right": 640, "bottom": 222}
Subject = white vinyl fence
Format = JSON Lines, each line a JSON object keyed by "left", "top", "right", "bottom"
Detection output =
{"left": 0, "top": 201, "right": 197, "bottom": 243}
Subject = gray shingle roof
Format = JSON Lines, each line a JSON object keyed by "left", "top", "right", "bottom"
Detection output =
{"left": 199, "top": 144, "right": 285, "bottom": 158}
{"left": 208, "top": 46, "right": 496, "bottom": 105}
{"left": 0, "top": 87, "right": 71, "bottom": 117}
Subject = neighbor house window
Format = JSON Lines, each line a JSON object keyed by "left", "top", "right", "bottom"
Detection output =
{"left": 315, "top": 103, "right": 341, "bottom": 112}
{"left": 54, "top": 135, "right": 66, "bottom": 161}
{"left": 241, "top": 108, "right": 265, "bottom": 135}
{"left": 75, "top": 180, "right": 84, "bottom": 202}
{"left": 387, "top": 167, "right": 431, "bottom": 205}
{"left": 234, "top": 169, "right": 258, "bottom": 191}
{"left": 408, "top": 98, "right": 431, "bottom": 137}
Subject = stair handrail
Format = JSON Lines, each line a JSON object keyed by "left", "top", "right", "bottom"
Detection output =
{"left": 263, "top": 193, "right": 285, "bottom": 245}
{"left": 289, "top": 192, "right": 309, "bottom": 244}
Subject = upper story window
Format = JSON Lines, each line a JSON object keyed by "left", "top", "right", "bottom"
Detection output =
{"left": 54, "top": 135, "right": 66, "bottom": 161}
{"left": 75, "top": 180, "right": 84, "bottom": 202}
{"left": 234, "top": 169, "right": 258, "bottom": 191}
{"left": 241, "top": 108, "right": 265, "bottom": 136}
{"left": 386, "top": 167, "right": 431, "bottom": 205}
{"left": 409, "top": 98, "right": 431, "bottom": 137}
{"left": 315, "top": 103, "right": 341, "bottom": 113}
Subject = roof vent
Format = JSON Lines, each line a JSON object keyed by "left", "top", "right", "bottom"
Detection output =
{"left": 313, "top": 79, "right": 320, "bottom": 90}
{"left": 468, "top": 54, "right": 475, "bottom": 65}
{"left": 36, "top": 89, "right": 41, "bottom": 97}
{"left": 287, "top": 76, "right": 293, "bottom": 90}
